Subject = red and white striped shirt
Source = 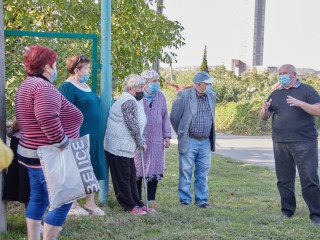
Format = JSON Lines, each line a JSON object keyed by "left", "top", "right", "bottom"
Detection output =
{"left": 15, "top": 75, "right": 83, "bottom": 168}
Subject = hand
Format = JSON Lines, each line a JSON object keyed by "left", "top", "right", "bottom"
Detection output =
{"left": 286, "top": 95, "right": 302, "bottom": 107}
{"left": 262, "top": 99, "right": 272, "bottom": 111}
{"left": 143, "top": 143, "right": 147, "bottom": 152}
{"left": 12, "top": 117, "right": 19, "bottom": 133}
{"left": 164, "top": 138, "right": 170, "bottom": 148}
{"left": 61, "top": 143, "right": 69, "bottom": 150}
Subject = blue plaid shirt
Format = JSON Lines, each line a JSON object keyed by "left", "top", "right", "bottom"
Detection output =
{"left": 189, "top": 92, "right": 213, "bottom": 138}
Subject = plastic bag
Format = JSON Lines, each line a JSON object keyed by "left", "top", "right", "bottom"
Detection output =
{"left": 37, "top": 134, "right": 100, "bottom": 210}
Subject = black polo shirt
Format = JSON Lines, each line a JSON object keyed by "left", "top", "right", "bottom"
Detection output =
{"left": 267, "top": 80, "right": 320, "bottom": 142}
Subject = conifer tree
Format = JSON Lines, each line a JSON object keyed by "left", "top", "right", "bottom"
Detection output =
{"left": 200, "top": 45, "right": 209, "bottom": 73}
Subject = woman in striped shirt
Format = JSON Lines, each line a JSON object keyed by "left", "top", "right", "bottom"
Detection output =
{"left": 15, "top": 45, "right": 83, "bottom": 240}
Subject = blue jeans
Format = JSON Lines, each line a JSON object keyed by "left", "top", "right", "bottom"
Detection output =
{"left": 178, "top": 137, "right": 211, "bottom": 206}
{"left": 25, "top": 167, "right": 72, "bottom": 226}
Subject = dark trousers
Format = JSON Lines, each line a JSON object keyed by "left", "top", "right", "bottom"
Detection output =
{"left": 106, "top": 151, "right": 144, "bottom": 211}
{"left": 273, "top": 139, "right": 320, "bottom": 219}
{"left": 136, "top": 179, "right": 158, "bottom": 201}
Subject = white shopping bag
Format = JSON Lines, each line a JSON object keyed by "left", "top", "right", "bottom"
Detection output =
{"left": 37, "top": 134, "right": 100, "bottom": 210}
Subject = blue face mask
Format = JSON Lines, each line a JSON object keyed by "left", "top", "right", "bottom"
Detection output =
{"left": 147, "top": 83, "right": 160, "bottom": 94}
{"left": 51, "top": 69, "right": 57, "bottom": 83}
{"left": 205, "top": 84, "right": 213, "bottom": 95}
{"left": 79, "top": 75, "right": 90, "bottom": 83}
{"left": 279, "top": 74, "right": 291, "bottom": 86}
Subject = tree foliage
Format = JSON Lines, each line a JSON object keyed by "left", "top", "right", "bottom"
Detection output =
{"left": 3, "top": 0, "right": 185, "bottom": 87}
{"left": 200, "top": 45, "right": 209, "bottom": 73}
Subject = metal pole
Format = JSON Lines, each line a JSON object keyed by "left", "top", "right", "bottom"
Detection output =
{"left": 99, "top": 0, "right": 112, "bottom": 205}
{"left": 153, "top": 0, "right": 163, "bottom": 72}
{"left": 140, "top": 150, "right": 149, "bottom": 212}
{"left": 0, "top": 0, "right": 8, "bottom": 233}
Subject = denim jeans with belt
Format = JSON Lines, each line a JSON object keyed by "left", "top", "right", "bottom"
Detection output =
{"left": 273, "top": 139, "right": 320, "bottom": 219}
{"left": 178, "top": 137, "right": 211, "bottom": 206}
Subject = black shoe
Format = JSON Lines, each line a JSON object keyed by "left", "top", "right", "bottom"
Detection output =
{"left": 198, "top": 203, "right": 213, "bottom": 209}
{"left": 311, "top": 217, "right": 320, "bottom": 226}
{"left": 180, "top": 202, "right": 191, "bottom": 207}
{"left": 279, "top": 213, "right": 291, "bottom": 219}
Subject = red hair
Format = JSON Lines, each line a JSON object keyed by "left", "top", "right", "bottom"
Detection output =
{"left": 23, "top": 45, "right": 57, "bottom": 75}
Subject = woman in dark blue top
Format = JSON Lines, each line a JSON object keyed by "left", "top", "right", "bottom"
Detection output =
{"left": 58, "top": 55, "right": 106, "bottom": 216}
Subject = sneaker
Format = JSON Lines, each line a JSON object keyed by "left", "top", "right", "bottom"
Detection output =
{"left": 279, "top": 213, "right": 291, "bottom": 219}
{"left": 131, "top": 207, "right": 146, "bottom": 215}
{"left": 148, "top": 201, "right": 160, "bottom": 207}
{"left": 141, "top": 206, "right": 156, "bottom": 213}
{"left": 311, "top": 216, "right": 320, "bottom": 226}
{"left": 68, "top": 207, "right": 89, "bottom": 216}
{"left": 83, "top": 204, "right": 106, "bottom": 216}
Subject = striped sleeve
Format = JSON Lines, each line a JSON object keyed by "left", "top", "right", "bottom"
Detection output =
{"left": 34, "top": 85, "right": 69, "bottom": 148}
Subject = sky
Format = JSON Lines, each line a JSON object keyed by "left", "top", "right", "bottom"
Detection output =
{"left": 160, "top": 0, "right": 320, "bottom": 70}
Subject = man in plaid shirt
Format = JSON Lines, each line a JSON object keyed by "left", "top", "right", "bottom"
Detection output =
{"left": 170, "top": 71, "right": 216, "bottom": 208}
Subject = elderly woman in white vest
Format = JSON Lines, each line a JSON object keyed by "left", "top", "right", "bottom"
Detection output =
{"left": 104, "top": 74, "right": 154, "bottom": 215}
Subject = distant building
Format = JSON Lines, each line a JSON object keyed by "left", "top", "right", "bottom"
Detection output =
{"left": 252, "top": 0, "right": 266, "bottom": 66}
{"left": 267, "top": 66, "right": 278, "bottom": 74}
{"left": 231, "top": 59, "right": 248, "bottom": 76}
{"left": 232, "top": 0, "right": 266, "bottom": 76}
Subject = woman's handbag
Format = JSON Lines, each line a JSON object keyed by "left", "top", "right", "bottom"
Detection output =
{"left": 37, "top": 134, "right": 100, "bottom": 210}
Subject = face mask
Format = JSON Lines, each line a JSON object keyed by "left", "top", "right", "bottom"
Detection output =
{"left": 205, "top": 84, "right": 213, "bottom": 95}
{"left": 79, "top": 75, "right": 90, "bottom": 83}
{"left": 135, "top": 92, "right": 144, "bottom": 101}
{"left": 279, "top": 74, "right": 291, "bottom": 86}
{"left": 147, "top": 83, "right": 160, "bottom": 94}
{"left": 51, "top": 69, "right": 57, "bottom": 83}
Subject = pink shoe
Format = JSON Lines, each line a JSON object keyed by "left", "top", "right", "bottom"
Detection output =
{"left": 131, "top": 207, "right": 146, "bottom": 215}
{"left": 141, "top": 206, "right": 156, "bottom": 213}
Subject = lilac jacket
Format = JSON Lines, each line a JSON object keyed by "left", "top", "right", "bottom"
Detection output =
{"left": 134, "top": 91, "right": 172, "bottom": 177}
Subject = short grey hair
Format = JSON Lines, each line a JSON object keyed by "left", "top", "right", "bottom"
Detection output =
{"left": 279, "top": 64, "right": 296, "bottom": 73}
{"left": 123, "top": 74, "right": 146, "bottom": 92}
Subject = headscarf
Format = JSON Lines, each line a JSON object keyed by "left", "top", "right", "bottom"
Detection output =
{"left": 141, "top": 70, "right": 159, "bottom": 82}
{"left": 141, "top": 70, "right": 160, "bottom": 105}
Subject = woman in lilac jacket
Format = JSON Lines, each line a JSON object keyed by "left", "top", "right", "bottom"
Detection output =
{"left": 134, "top": 70, "right": 172, "bottom": 207}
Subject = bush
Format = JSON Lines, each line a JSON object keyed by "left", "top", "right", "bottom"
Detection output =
{"left": 161, "top": 68, "right": 320, "bottom": 136}
{"left": 215, "top": 101, "right": 272, "bottom": 135}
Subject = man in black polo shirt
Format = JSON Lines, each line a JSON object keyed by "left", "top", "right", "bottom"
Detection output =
{"left": 260, "top": 64, "right": 320, "bottom": 226}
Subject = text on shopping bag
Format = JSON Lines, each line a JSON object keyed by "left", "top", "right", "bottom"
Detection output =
{"left": 71, "top": 139, "right": 99, "bottom": 194}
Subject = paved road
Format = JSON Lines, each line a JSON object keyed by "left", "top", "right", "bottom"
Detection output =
{"left": 214, "top": 134, "right": 275, "bottom": 169}
{"left": 172, "top": 133, "right": 275, "bottom": 169}
{"left": 172, "top": 132, "right": 320, "bottom": 175}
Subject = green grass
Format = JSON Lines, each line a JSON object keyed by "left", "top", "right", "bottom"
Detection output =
{"left": 2, "top": 144, "right": 320, "bottom": 239}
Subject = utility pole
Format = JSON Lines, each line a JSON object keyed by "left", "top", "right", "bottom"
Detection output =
{"left": 0, "top": 0, "right": 8, "bottom": 233}
{"left": 98, "top": 0, "right": 112, "bottom": 205}
{"left": 153, "top": 0, "right": 163, "bottom": 73}
{"left": 170, "top": 59, "right": 173, "bottom": 83}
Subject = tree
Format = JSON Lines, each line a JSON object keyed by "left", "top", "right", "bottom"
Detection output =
{"left": 200, "top": 45, "right": 209, "bottom": 73}
{"left": 3, "top": 0, "right": 185, "bottom": 87}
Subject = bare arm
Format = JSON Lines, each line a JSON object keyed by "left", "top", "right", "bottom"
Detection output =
{"left": 286, "top": 96, "right": 320, "bottom": 116}
{"left": 260, "top": 99, "right": 272, "bottom": 120}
